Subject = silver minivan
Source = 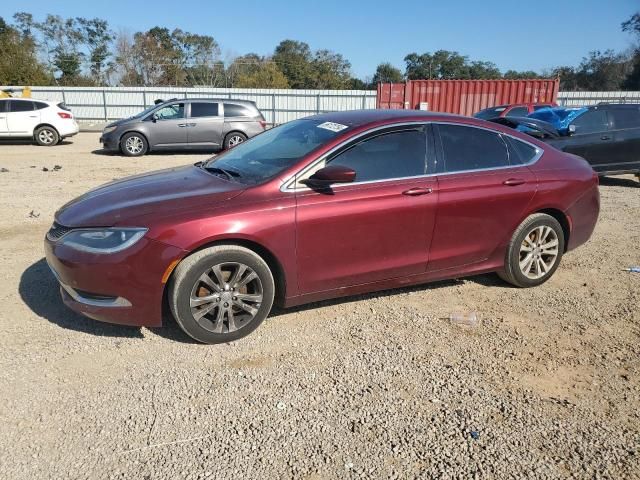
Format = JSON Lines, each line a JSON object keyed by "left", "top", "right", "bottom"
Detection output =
{"left": 99, "top": 99, "right": 267, "bottom": 156}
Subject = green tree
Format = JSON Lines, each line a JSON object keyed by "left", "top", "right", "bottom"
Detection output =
{"left": 77, "top": 17, "right": 114, "bottom": 83}
{"left": 310, "top": 49, "right": 351, "bottom": 89}
{"left": 234, "top": 58, "right": 289, "bottom": 88}
{"left": 576, "top": 50, "right": 631, "bottom": 91}
{"left": 503, "top": 69, "right": 540, "bottom": 79}
{"left": 372, "top": 62, "right": 403, "bottom": 84}
{"left": 272, "top": 39, "right": 314, "bottom": 88}
{"left": 0, "top": 16, "right": 50, "bottom": 85}
{"left": 622, "top": 12, "right": 640, "bottom": 90}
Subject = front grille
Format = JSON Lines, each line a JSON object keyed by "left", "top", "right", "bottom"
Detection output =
{"left": 46, "top": 222, "right": 72, "bottom": 241}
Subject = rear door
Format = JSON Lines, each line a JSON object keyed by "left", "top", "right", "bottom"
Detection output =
{"left": 145, "top": 102, "right": 188, "bottom": 148}
{"left": 0, "top": 100, "right": 8, "bottom": 135}
{"left": 563, "top": 108, "right": 611, "bottom": 172}
{"left": 6, "top": 100, "right": 40, "bottom": 136}
{"left": 428, "top": 123, "right": 538, "bottom": 272}
{"left": 606, "top": 106, "right": 640, "bottom": 172}
{"left": 187, "top": 101, "right": 223, "bottom": 148}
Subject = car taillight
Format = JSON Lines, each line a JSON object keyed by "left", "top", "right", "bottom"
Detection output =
{"left": 57, "top": 112, "right": 72, "bottom": 119}
{"left": 259, "top": 120, "right": 267, "bottom": 129}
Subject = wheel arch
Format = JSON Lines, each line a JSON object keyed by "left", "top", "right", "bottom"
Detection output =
{"left": 535, "top": 208, "right": 571, "bottom": 252}
{"left": 224, "top": 130, "right": 247, "bottom": 143}
{"left": 164, "top": 237, "right": 287, "bottom": 309}
{"left": 119, "top": 130, "right": 150, "bottom": 151}
{"left": 34, "top": 123, "right": 60, "bottom": 136}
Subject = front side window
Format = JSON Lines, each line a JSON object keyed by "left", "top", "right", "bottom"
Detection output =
{"left": 0, "top": 100, "right": 7, "bottom": 113}
{"left": 570, "top": 110, "right": 608, "bottom": 134}
{"left": 190, "top": 102, "right": 219, "bottom": 118}
{"left": 154, "top": 103, "right": 184, "bottom": 120}
{"left": 328, "top": 129, "right": 426, "bottom": 182}
{"left": 205, "top": 119, "right": 347, "bottom": 184}
{"left": 9, "top": 100, "right": 34, "bottom": 112}
{"left": 224, "top": 104, "right": 252, "bottom": 117}
{"left": 438, "top": 124, "right": 510, "bottom": 172}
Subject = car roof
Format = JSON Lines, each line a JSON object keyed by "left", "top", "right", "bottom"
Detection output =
{"left": 307, "top": 109, "right": 466, "bottom": 127}
{"left": 163, "top": 98, "right": 257, "bottom": 106}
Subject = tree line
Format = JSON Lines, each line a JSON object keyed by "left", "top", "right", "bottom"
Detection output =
{"left": 1, "top": 11, "right": 640, "bottom": 91}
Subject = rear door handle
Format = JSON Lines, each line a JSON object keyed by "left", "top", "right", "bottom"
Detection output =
{"left": 178, "top": 123, "right": 187, "bottom": 127}
{"left": 29, "top": 115, "right": 38, "bottom": 118}
{"left": 601, "top": 135, "right": 611, "bottom": 140}
{"left": 402, "top": 187, "right": 433, "bottom": 196}
{"left": 188, "top": 123, "right": 196, "bottom": 127}
{"left": 503, "top": 178, "right": 526, "bottom": 186}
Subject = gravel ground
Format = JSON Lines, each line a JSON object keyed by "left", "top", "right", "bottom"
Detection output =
{"left": 0, "top": 133, "right": 639, "bottom": 479}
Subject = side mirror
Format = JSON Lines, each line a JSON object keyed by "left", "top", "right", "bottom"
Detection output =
{"left": 300, "top": 165, "right": 356, "bottom": 188}
{"left": 151, "top": 113, "right": 159, "bottom": 122}
{"left": 567, "top": 124, "right": 576, "bottom": 135}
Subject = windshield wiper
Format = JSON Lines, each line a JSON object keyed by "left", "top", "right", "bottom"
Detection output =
{"left": 202, "top": 165, "right": 242, "bottom": 181}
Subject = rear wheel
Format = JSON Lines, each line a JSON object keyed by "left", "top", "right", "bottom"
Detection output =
{"left": 34, "top": 126, "right": 59, "bottom": 146}
{"left": 224, "top": 132, "right": 246, "bottom": 150}
{"left": 120, "top": 132, "right": 148, "bottom": 156}
{"left": 169, "top": 245, "right": 275, "bottom": 344}
{"left": 499, "top": 213, "right": 565, "bottom": 287}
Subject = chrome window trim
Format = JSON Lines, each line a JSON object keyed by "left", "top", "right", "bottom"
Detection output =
{"left": 280, "top": 120, "right": 543, "bottom": 193}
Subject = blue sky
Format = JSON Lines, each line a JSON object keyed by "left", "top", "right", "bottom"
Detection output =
{"left": 5, "top": 0, "right": 639, "bottom": 78}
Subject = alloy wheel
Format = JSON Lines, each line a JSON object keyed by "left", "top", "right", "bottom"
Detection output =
{"left": 189, "top": 262, "right": 263, "bottom": 333}
{"left": 228, "top": 135, "right": 244, "bottom": 147}
{"left": 518, "top": 225, "right": 559, "bottom": 280}
{"left": 38, "top": 129, "right": 55, "bottom": 145}
{"left": 125, "top": 136, "right": 144, "bottom": 154}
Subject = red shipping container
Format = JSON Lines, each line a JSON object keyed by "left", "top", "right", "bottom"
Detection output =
{"left": 376, "top": 79, "right": 559, "bottom": 116}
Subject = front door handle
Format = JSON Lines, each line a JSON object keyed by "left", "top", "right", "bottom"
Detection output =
{"left": 601, "top": 135, "right": 611, "bottom": 140}
{"left": 503, "top": 178, "right": 526, "bottom": 186}
{"left": 29, "top": 115, "right": 38, "bottom": 118}
{"left": 177, "top": 123, "right": 187, "bottom": 127}
{"left": 402, "top": 187, "right": 433, "bottom": 196}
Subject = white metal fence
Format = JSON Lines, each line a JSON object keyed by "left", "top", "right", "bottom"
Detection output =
{"left": 4, "top": 86, "right": 639, "bottom": 124}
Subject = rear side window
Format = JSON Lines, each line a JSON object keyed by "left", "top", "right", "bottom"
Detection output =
{"left": 570, "top": 110, "right": 608, "bottom": 134}
{"left": 329, "top": 129, "right": 426, "bottom": 182}
{"left": 224, "top": 104, "right": 252, "bottom": 118}
{"left": 506, "top": 137, "right": 539, "bottom": 165}
{"left": 533, "top": 105, "right": 550, "bottom": 111}
{"left": 474, "top": 106, "right": 507, "bottom": 120}
{"left": 0, "top": 100, "right": 7, "bottom": 113}
{"left": 190, "top": 102, "right": 219, "bottom": 118}
{"left": 610, "top": 107, "right": 640, "bottom": 129}
{"left": 438, "top": 124, "right": 510, "bottom": 172}
{"left": 34, "top": 101, "right": 49, "bottom": 110}
{"left": 9, "top": 100, "right": 34, "bottom": 112}
{"left": 508, "top": 107, "right": 529, "bottom": 117}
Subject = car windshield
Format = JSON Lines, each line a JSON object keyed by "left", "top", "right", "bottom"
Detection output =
{"left": 474, "top": 106, "right": 507, "bottom": 120}
{"left": 133, "top": 104, "right": 160, "bottom": 119}
{"left": 204, "top": 119, "right": 348, "bottom": 184}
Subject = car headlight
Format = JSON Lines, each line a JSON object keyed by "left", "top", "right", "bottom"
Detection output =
{"left": 61, "top": 228, "right": 147, "bottom": 254}
{"left": 102, "top": 125, "right": 118, "bottom": 135}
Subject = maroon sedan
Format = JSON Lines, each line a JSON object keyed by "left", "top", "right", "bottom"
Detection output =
{"left": 44, "top": 110, "right": 599, "bottom": 344}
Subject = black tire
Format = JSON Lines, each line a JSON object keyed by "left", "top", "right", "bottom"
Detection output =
{"left": 34, "top": 126, "right": 59, "bottom": 146}
{"left": 224, "top": 132, "right": 247, "bottom": 150}
{"left": 168, "top": 245, "right": 275, "bottom": 344}
{"left": 120, "top": 132, "right": 148, "bottom": 156}
{"left": 498, "top": 213, "right": 565, "bottom": 288}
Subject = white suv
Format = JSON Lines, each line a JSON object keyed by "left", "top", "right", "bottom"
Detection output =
{"left": 0, "top": 98, "right": 79, "bottom": 146}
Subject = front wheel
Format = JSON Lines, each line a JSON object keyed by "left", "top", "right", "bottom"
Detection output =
{"left": 168, "top": 245, "right": 275, "bottom": 344}
{"left": 498, "top": 213, "right": 565, "bottom": 288}
{"left": 34, "top": 126, "right": 59, "bottom": 146}
{"left": 120, "top": 132, "right": 148, "bottom": 156}
{"left": 224, "top": 132, "right": 247, "bottom": 150}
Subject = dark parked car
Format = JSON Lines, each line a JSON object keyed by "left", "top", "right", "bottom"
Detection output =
{"left": 46, "top": 110, "right": 599, "bottom": 344}
{"left": 99, "top": 98, "right": 266, "bottom": 156}
{"left": 527, "top": 104, "right": 640, "bottom": 176}
{"left": 473, "top": 102, "right": 556, "bottom": 120}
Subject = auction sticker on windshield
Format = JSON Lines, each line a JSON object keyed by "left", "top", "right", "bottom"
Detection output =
{"left": 317, "top": 122, "right": 349, "bottom": 132}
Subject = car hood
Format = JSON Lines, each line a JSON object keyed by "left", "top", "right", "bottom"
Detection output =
{"left": 55, "top": 165, "right": 245, "bottom": 227}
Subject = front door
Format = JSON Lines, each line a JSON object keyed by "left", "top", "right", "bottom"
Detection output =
{"left": 563, "top": 108, "right": 612, "bottom": 172}
{"left": 147, "top": 102, "right": 188, "bottom": 148}
{"left": 187, "top": 102, "right": 224, "bottom": 148}
{"left": 7, "top": 100, "right": 40, "bottom": 136}
{"left": 428, "top": 123, "right": 538, "bottom": 272}
{"left": 294, "top": 126, "right": 437, "bottom": 294}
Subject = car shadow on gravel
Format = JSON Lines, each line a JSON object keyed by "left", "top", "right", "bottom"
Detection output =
{"left": 0, "top": 139, "right": 73, "bottom": 146}
{"left": 19, "top": 258, "right": 144, "bottom": 339}
{"left": 598, "top": 176, "right": 639, "bottom": 188}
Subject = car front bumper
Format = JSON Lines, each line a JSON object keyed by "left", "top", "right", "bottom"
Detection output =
{"left": 44, "top": 233, "right": 186, "bottom": 327}
{"left": 99, "top": 131, "right": 120, "bottom": 151}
